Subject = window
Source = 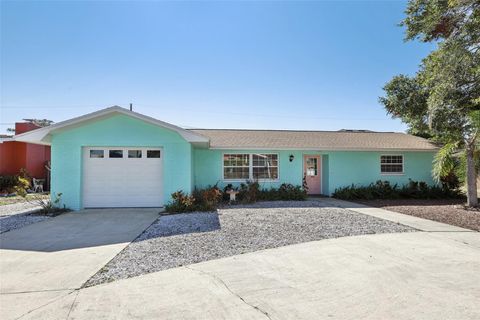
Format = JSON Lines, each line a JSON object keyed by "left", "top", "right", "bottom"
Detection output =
{"left": 109, "top": 150, "right": 123, "bottom": 158}
{"left": 306, "top": 157, "right": 318, "bottom": 176}
{"left": 252, "top": 154, "right": 278, "bottom": 180}
{"left": 89, "top": 150, "right": 104, "bottom": 158}
{"left": 224, "top": 154, "right": 249, "bottom": 179}
{"left": 381, "top": 155, "right": 403, "bottom": 174}
{"left": 128, "top": 150, "right": 142, "bottom": 158}
{"left": 147, "top": 150, "right": 161, "bottom": 158}
{"left": 223, "top": 153, "right": 279, "bottom": 180}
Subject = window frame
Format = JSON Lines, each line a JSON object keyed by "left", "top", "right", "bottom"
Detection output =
{"left": 222, "top": 153, "right": 280, "bottom": 181}
{"left": 380, "top": 154, "right": 404, "bottom": 175}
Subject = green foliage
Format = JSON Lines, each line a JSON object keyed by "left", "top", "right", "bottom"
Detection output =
{"left": 380, "top": 0, "right": 480, "bottom": 205}
{"left": 332, "top": 180, "right": 463, "bottom": 200}
{"left": 237, "top": 181, "right": 307, "bottom": 203}
{"left": 192, "top": 187, "right": 222, "bottom": 211}
{"left": 166, "top": 187, "right": 222, "bottom": 213}
{"left": 432, "top": 141, "right": 459, "bottom": 182}
{"left": 379, "top": 75, "right": 431, "bottom": 138}
{"left": 165, "top": 191, "right": 197, "bottom": 213}
{"left": 260, "top": 183, "right": 308, "bottom": 201}
{"left": 166, "top": 183, "right": 307, "bottom": 213}
{"left": 238, "top": 181, "right": 260, "bottom": 203}
{"left": 0, "top": 174, "right": 30, "bottom": 197}
{"left": 35, "top": 193, "right": 70, "bottom": 215}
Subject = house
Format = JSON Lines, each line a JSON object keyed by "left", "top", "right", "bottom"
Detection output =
{"left": 0, "top": 122, "right": 51, "bottom": 183}
{"left": 15, "top": 106, "right": 438, "bottom": 210}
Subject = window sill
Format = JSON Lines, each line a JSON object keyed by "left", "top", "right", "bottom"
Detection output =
{"left": 380, "top": 173, "right": 405, "bottom": 176}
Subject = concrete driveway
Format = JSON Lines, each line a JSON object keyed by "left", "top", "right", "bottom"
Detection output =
{"left": 0, "top": 209, "right": 159, "bottom": 319}
{"left": 1, "top": 201, "right": 478, "bottom": 320}
{"left": 11, "top": 231, "right": 480, "bottom": 320}
{"left": 0, "top": 200, "right": 480, "bottom": 319}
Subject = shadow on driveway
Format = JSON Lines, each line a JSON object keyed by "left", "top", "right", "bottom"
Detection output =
{"left": 0, "top": 209, "right": 160, "bottom": 252}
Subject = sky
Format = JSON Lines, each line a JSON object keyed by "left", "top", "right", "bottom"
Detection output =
{"left": 0, "top": 0, "right": 433, "bottom": 134}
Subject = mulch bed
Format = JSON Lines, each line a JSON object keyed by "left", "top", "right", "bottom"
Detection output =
{"left": 360, "top": 199, "right": 480, "bottom": 232}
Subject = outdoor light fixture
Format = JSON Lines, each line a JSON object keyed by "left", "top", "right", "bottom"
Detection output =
{"left": 289, "top": 154, "right": 295, "bottom": 162}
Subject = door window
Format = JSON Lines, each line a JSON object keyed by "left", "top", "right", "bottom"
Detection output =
{"left": 306, "top": 158, "right": 318, "bottom": 176}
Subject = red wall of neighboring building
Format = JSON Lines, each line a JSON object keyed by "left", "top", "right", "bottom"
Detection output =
{"left": 0, "top": 123, "right": 51, "bottom": 179}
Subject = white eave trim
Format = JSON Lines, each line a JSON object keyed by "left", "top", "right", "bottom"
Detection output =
{"left": 13, "top": 106, "right": 210, "bottom": 145}
{"left": 0, "top": 138, "right": 14, "bottom": 143}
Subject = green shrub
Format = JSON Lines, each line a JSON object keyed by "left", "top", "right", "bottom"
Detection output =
{"left": 33, "top": 193, "right": 70, "bottom": 216}
{"left": 0, "top": 174, "right": 30, "bottom": 197}
{"left": 237, "top": 182, "right": 307, "bottom": 203}
{"left": 167, "top": 182, "right": 308, "bottom": 212}
{"left": 237, "top": 181, "right": 260, "bottom": 203}
{"left": 333, "top": 179, "right": 463, "bottom": 200}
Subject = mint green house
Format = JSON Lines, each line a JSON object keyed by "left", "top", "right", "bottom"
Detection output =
{"left": 16, "top": 107, "right": 438, "bottom": 210}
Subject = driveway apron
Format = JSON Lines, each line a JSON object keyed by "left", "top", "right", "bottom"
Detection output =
{"left": 0, "top": 208, "right": 159, "bottom": 319}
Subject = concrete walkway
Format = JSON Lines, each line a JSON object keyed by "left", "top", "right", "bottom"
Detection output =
{"left": 0, "top": 209, "right": 159, "bottom": 319}
{"left": 317, "top": 198, "right": 473, "bottom": 232}
{"left": 17, "top": 231, "right": 480, "bottom": 320}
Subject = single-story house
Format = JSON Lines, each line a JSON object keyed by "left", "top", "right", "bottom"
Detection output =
{"left": 0, "top": 122, "right": 51, "bottom": 181}
{"left": 15, "top": 106, "right": 438, "bottom": 210}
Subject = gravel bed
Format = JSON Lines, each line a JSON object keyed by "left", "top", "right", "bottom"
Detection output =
{"left": 360, "top": 199, "right": 480, "bottom": 231}
{"left": 86, "top": 201, "right": 414, "bottom": 287}
{"left": 0, "top": 202, "right": 42, "bottom": 216}
{"left": 0, "top": 213, "right": 50, "bottom": 234}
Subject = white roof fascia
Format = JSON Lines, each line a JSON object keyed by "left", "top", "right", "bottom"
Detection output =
{"left": 14, "top": 106, "right": 210, "bottom": 145}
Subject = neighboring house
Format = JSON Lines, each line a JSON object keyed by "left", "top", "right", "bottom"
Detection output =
{"left": 15, "top": 106, "right": 438, "bottom": 210}
{"left": 0, "top": 122, "right": 51, "bottom": 181}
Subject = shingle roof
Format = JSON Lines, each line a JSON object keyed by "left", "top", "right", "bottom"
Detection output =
{"left": 189, "top": 129, "right": 438, "bottom": 151}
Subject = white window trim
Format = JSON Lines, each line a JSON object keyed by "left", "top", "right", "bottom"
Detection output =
{"left": 380, "top": 154, "right": 404, "bottom": 175}
{"left": 222, "top": 153, "right": 280, "bottom": 182}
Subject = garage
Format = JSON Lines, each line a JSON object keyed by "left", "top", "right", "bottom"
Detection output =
{"left": 82, "top": 147, "right": 163, "bottom": 208}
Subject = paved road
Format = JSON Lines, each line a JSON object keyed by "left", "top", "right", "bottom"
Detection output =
{"left": 0, "top": 209, "right": 159, "bottom": 319}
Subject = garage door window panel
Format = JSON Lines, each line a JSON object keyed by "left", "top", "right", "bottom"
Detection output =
{"left": 89, "top": 150, "right": 104, "bottom": 158}
{"left": 128, "top": 150, "right": 142, "bottom": 158}
{"left": 109, "top": 150, "right": 123, "bottom": 158}
{"left": 147, "top": 150, "right": 161, "bottom": 158}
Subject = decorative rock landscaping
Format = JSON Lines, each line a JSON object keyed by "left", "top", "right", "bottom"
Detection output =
{"left": 86, "top": 200, "right": 414, "bottom": 286}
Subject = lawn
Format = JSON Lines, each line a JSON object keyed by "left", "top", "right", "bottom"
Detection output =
{"left": 360, "top": 199, "right": 480, "bottom": 232}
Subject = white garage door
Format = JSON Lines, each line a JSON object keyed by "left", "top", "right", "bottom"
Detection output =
{"left": 83, "top": 147, "right": 163, "bottom": 208}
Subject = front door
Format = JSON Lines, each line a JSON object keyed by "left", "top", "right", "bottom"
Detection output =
{"left": 304, "top": 155, "right": 321, "bottom": 194}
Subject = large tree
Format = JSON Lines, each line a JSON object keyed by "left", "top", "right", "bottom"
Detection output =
{"left": 380, "top": 0, "right": 480, "bottom": 206}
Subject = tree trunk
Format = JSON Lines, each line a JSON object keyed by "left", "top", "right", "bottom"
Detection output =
{"left": 465, "top": 145, "right": 478, "bottom": 207}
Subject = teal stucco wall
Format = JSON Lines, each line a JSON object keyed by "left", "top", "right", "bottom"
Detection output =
{"left": 193, "top": 149, "right": 436, "bottom": 194}
{"left": 50, "top": 114, "right": 193, "bottom": 210}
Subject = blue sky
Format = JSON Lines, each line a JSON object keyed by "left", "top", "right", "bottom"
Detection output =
{"left": 0, "top": 1, "right": 432, "bottom": 134}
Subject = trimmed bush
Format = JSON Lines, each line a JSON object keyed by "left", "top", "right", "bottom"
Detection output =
{"left": 0, "top": 175, "right": 30, "bottom": 197}
{"left": 332, "top": 179, "right": 463, "bottom": 201}
{"left": 166, "top": 182, "right": 308, "bottom": 213}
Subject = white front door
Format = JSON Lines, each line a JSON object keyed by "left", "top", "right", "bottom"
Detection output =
{"left": 82, "top": 147, "right": 163, "bottom": 208}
